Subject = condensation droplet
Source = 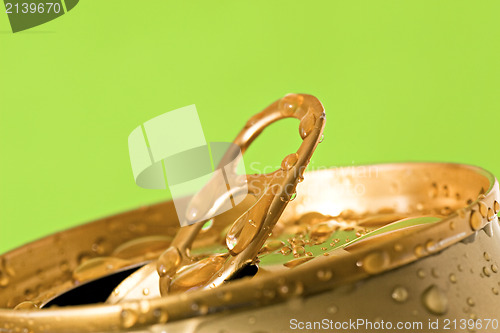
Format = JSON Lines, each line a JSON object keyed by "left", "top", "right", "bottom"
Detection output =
{"left": 278, "top": 284, "right": 289, "bottom": 296}
{"left": 449, "top": 220, "right": 456, "bottom": 230}
{"left": 393, "top": 243, "right": 403, "bottom": 252}
{"left": 280, "top": 195, "right": 290, "bottom": 203}
{"left": 0, "top": 271, "right": 9, "bottom": 287}
{"left": 429, "top": 183, "right": 438, "bottom": 199}
{"left": 466, "top": 297, "right": 475, "bottom": 307}
{"left": 112, "top": 235, "right": 171, "bottom": 259}
{"left": 487, "top": 208, "right": 494, "bottom": 221}
{"left": 153, "top": 308, "right": 169, "bottom": 323}
{"left": 391, "top": 286, "right": 409, "bottom": 303}
{"left": 169, "top": 254, "right": 227, "bottom": 293}
{"left": 157, "top": 247, "right": 181, "bottom": 278}
{"left": 293, "top": 281, "right": 304, "bottom": 296}
{"left": 422, "top": 285, "right": 449, "bottom": 315}
{"left": 470, "top": 211, "right": 482, "bottom": 231}
{"left": 279, "top": 94, "right": 304, "bottom": 116}
{"left": 425, "top": 240, "right": 436, "bottom": 253}
{"left": 309, "top": 222, "right": 334, "bottom": 244}
{"left": 414, "top": 245, "right": 425, "bottom": 257}
{"left": 299, "top": 112, "right": 316, "bottom": 139}
{"left": 316, "top": 269, "right": 332, "bottom": 281}
{"left": 261, "top": 240, "right": 285, "bottom": 253}
{"left": 120, "top": 309, "right": 138, "bottom": 328}
{"left": 281, "top": 246, "right": 292, "bottom": 255}
{"left": 478, "top": 202, "right": 488, "bottom": 217}
{"left": 327, "top": 305, "right": 338, "bottom": 314}
{"left": 292, "top": 246, "right": 305, "bottom": 257}
{"left": 360, "top": 251, "right": 390, "bottom": 274}
{"left": 417, "top": 269, "right": 426, "bottom": 279}
{"left": 449, "top": 273, "right": 457, "bottom": 283}
{"left": 281, "top": 153, "right": 298, "bottom": 171}
{"left": 198, "top": 303, "right": 209, "bottom": 315}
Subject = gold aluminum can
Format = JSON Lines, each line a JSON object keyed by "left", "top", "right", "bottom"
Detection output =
{"left": 0, "top": 96, "right": 499, "bottom": 333}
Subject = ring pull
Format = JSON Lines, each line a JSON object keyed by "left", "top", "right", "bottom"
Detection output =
{"left": 198, "top": 94, "right": 326, "bottom": 290}
{"left": 107, "top": 94, "right": 326, "bottom": 302}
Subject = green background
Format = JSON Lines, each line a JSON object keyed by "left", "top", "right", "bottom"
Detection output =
{"left": 0, "top": 1, "right": 499, "bottom": 253}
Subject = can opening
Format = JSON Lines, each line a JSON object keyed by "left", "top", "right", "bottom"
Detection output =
{"left": 226, "top": 263, "right": 259, "bottom": 281}
{"left": 42, "top": 265, "right": 144, "bottom": 308}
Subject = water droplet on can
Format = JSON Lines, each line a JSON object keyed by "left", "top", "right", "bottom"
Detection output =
{"left": 360, "top": 251, "right": 390, "bottom": 274}
{"left": 281, "top": 246, "right": 292, "bottom": 255}
{"left": 120, "top": 309, "right": 138, "bottom": 328}
{"left": 470, "top": 211, "right": 482, "bottom": 231}
{"left": 478, "top": 202, "right": 488, "bottom": 217}
{"left": 487, "top": 208, "right": 494, "bottom": 221}
{"left": 316, "top": 269, "right": 332, "bottom": 281}
{"left": 292, "top": 246, "right": 305, "bottom": 257}
{"left": 414, "top": 245, "right": 425, "bottom": 257}
{"left": 157, "top": 247, "right": 181, "bottom": 278}
{"left": 422, "top": 285, "right": 449, "bottom": 315}
{"left": 417, "top": 269, "right": 426, "bottom": 279}
{"left": 327, "top": 305, "right": 338, "bottom": 314}
{"left": 153, "top": 308, "right": 169, "bottom": 323}
{"left": 279, "top": 94, "right": 304, "bottom": 116}
{"left": 299, "top": 112, "right": 316, "bottom": 139}
{"left": 281, "top": 153, "right": 298, "bottom": 171}
{"left": 391, "top": 286, "right": 409, "bottom": 303}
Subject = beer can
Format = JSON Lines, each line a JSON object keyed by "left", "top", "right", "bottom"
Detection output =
{"left": 0, "top": 95, "right": 499, "bottom": 333}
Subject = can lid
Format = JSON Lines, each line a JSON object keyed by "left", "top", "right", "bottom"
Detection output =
{"left": 0, "top": 95, "right": 499, "bottom": 332}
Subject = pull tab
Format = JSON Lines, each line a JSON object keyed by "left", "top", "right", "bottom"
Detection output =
{"left": 191, "top": 93, "right": 326, "bottom": 290}
{"left": 107, "top": 94, "right": 326, "bottom": 303}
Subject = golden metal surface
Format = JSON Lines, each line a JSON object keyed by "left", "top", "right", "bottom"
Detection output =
{"left": 0, "top": 94, "right": 499, "bottom": 333}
